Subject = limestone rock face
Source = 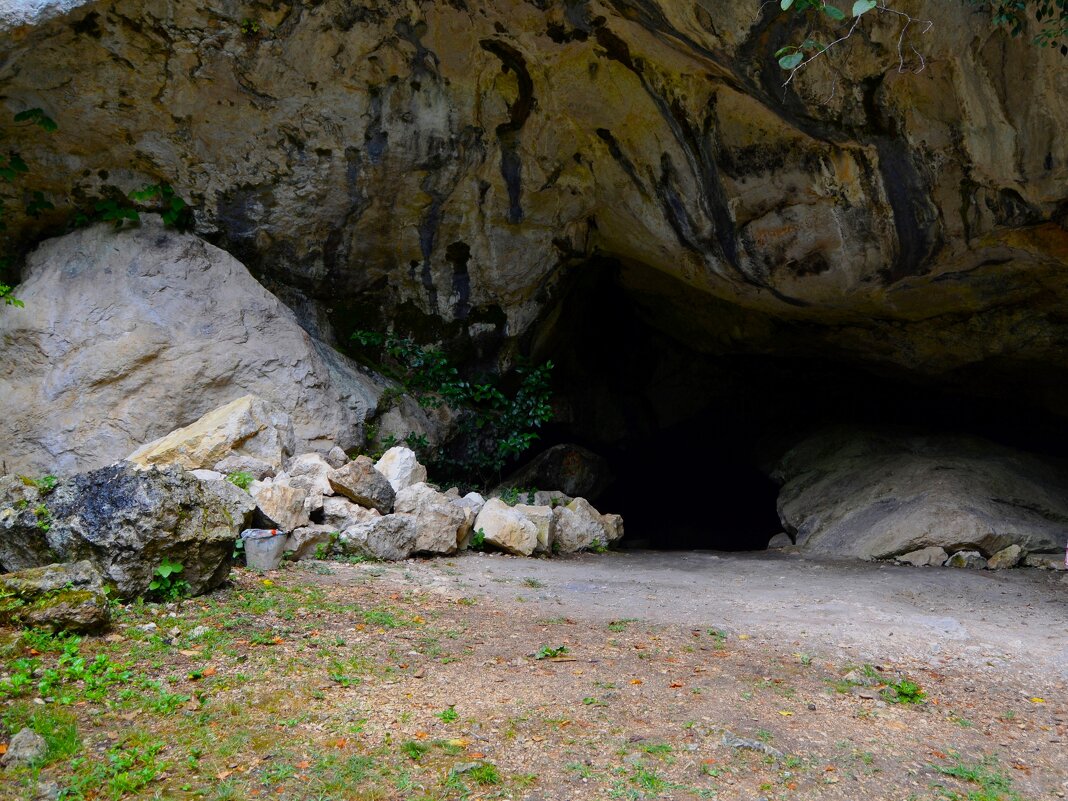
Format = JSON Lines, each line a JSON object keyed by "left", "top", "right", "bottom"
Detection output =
{"left": 337, "top": 514, "right": 418, "bottom": 561}
{"left": 0, "top": 463, "right": 244, "bottom": 598}
{"left": 0, "top": 560, "right": 110, "bottom": 632}
{"left": 394, "top": 482, "right": 468, "bottom": 555}
{"left": 2, "top": 1, "right": 1067, "bottom": 423}
{"left": 130, "top": 396, "right": 295, "bottom": 474}
{"left": 375, "top": 448, "right": 429, "bottom": 493}
{"left": 775, "top": 427, "right": 1068, "bottom": 561}
{"left": 0, "top": 221, "right": 380, "bottom": 476}
{"left": 474, "top": 499, "right": 539, "bottom": 557}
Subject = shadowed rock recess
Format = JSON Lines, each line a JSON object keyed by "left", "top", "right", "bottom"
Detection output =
{"left": 2, "top": 1, "right": 1067, "bottom": 556}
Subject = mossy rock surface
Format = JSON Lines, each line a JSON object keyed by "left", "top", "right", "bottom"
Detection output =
{"left": 0, "top": 561, "right": 110, "bottom": 633}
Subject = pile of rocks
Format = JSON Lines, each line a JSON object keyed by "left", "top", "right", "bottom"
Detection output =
{"left": 199, "top": 445, "right": 623, "bottom": 562}
{"left": 893, "top": 544, "right": 1065, "bottom": 571}
{"left": 129, "top": 394, "right": 624, "bottom": 562}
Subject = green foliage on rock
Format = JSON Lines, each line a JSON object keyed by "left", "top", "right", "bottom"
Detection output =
{"left": 351, "top": 330, "right": 554, "bottom": 487}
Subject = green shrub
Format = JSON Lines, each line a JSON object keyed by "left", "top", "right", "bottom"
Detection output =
{"left": 351, "top": 331, "right": 553, "bottom": 487}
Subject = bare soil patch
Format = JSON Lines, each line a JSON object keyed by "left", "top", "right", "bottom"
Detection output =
{"left": 1, "top": 551, "right": 1065, "bottom": 800}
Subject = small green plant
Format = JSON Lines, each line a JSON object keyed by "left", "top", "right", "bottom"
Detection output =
{"left": 128, "top": 183, "right": 189, "bottom": 227}
{"left": 465, "top": 763, "right": 501, "bottom": 785}
{"left": 469, "top": 528, "right": 487, "bottom": 551}
{"left": 933, "top": 754, "right": 1020, "bottom": 801}
{"left": 147, "top": 558, "right": 189, "bottom": 601}
{"left": 1, "top": 283, "right": 24, "bottom": 307}
{"left": 22, "top": 474, "right": 58, "bottom": 493}
{"left": 522, "top": 576, "right": 545, "bottom": 588}
{"left": 240, "top": 17, "right": 261, "bottom": 35}
{"left": 436, "top": 705, "right": 459, "bottom": 723}
{"left": 314, "top": 532, "right": 341, "bottom": 560}
{"left": 882, "top": 678, "right": 926, "bottom": 705}
{"left": 226, "top": 471, "right": 255, "bottom": 490}
{"left": 33, "top": 502, "right": 51, "bottom": 532}
{"left": 607, "top": 619, "right": 638, "bottom": 632}
{"left": 400, "top": 740, "right": 430, "bottom": 760}
{"left": 534, "top": 645, "right": 569, "bottom": 660}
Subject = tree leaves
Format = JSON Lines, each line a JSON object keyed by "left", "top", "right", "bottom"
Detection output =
{"left": 778, "top": 51, "right": 805, "bottom": 69}
{"left": 853, "top": 0, "right": 878, "bottom": 15}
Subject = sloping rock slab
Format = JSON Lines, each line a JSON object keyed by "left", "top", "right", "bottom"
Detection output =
{"left": 774, "top": 427, "right": 1068, "bottom": 560}
{"left": 129, "top": 395, "right": 295, "bottom": 473}
{"left": 0, "top": 560, "right": 110, "bottom": 632}
{"left": 0, "top": 463, "right": 250, "bottom": 598}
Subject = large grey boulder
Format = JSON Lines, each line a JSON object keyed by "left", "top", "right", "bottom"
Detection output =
{"left": 282, "top": 453, "right": 334, "bottom": 496}
{"left": 512, "top": 504, "right": 555, "bottom": 555}
{"left": 0, "top": 561, "right": 110, "bottom": 632}
{"left": 553, "top": 498, "right": 614, "bottom": 553}
{"left": 0, "top": 219, "right": 380, "bottom": 476}
{"left": 337, "top": 515, "right": 418, "bottom": 561}
{"left": 321, "top": 496, "right": 381, "bottom": 531}
{"left": 328, "top": 457, "right": 395, "bottom": 514}
{"left": 374, "top": 447, "right": 428, "bottom": 493}
{"left": 250, "top": 481, "right": 310, "bottom": 532}
{"left": 0, "top": 463, "right": 250, "bottom": 598}
{"left": 774, "top": 427, "right": 1068, "bottom": 561}
{"left": 473, "top": 499, "right": 539, "bottom": 557}
{"left": 394, "top": 482, "right": 470, "bottom": 555}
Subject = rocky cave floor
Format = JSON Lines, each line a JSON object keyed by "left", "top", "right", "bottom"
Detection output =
{"left": 1, "top": 551, "right": 1066, "bottom": 801}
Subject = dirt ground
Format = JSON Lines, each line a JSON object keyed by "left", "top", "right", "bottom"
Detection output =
{"left": 1, "top": 550, "right": 1066, "bottom": 801}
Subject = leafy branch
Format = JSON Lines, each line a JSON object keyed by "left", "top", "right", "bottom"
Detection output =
{"left": 351, "top": 331, "right": 554, "bottom": 488}
{"left": 774, "top": 1, "right": 933, "bottom": 92}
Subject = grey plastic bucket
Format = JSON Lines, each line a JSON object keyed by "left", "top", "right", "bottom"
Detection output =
{"left": 241, "top": 528, "right": 288, "bottom": 571}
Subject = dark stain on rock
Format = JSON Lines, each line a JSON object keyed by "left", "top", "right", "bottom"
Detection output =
{"left": 71, "top": 11, "right": 102, "bottom": 38}
{"left": 446, "top": 241, "right": 473, "bottom": 319}
{"left": 365, "top": 88, "right": 388, "bottom": 164}
{"left": 873, "top": 138, "right": 942, "bottom": 284}
{"left": 480, "top": 39, "right": 535, "bottom": 224}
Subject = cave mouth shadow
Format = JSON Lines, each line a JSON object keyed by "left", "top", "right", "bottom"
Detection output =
{"left": 527, "top": 257, "right": 1068, "bottom": 553}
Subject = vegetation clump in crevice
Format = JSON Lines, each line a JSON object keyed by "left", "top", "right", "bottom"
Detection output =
{"left": 351, "top": 330, "right": 554, "bottom": 489}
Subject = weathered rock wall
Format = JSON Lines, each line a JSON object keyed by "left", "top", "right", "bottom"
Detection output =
{"left": 1, "top": 0, "right": 1065, "bottom": 403}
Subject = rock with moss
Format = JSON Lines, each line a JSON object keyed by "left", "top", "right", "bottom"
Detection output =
{"left": 0, "top": 462, "right": 252, "bottom": 599}
{"left": 0, "top": 560, "right": 110, "bottom": 632}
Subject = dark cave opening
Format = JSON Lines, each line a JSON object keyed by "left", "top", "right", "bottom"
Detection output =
{"left": 529, "top": 258, "right": 1068, "bottom": 552}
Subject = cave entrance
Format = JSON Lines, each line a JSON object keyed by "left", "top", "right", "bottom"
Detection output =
{"left": 527, "top": 258, "right": 1068, "bottom": 552}
{"left": 529, "top": 258, "right": 790, "bottom": 551}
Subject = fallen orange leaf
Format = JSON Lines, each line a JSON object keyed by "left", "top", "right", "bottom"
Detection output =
{"left": 630, "top": 679, "right": 643, "bottom": 685}
{"left": 203, "top": 667, "right": 217, "bottom": 677}
{"left": 296, "top": 761, "right": 311, "bottom": 770}
{"left": 669, "top": 682, "right": 684, "bottom": 688}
